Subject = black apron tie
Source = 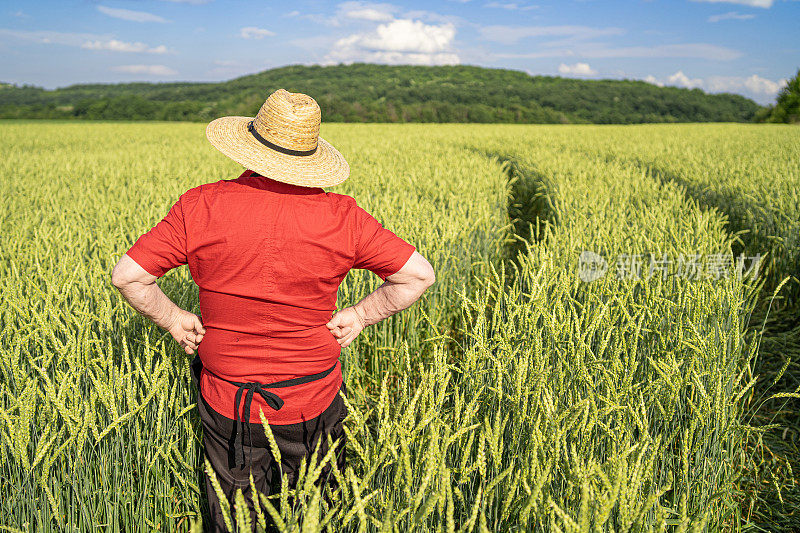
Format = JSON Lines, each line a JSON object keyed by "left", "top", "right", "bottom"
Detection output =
{"left": 204, "top": 362, "right": 338, "bottom": 469}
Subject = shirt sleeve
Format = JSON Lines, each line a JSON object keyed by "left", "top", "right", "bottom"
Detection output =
{"left": 353, "top": 206, "right": 416, "bottom": 281}
{"left": 126, "top": 196, "right": 188, "bottom": 278}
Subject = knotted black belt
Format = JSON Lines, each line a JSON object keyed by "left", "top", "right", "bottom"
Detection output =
{"left": 204, "top": 362, "right": 338, "bottom": 468}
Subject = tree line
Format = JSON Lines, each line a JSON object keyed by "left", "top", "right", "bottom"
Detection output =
{"left": 0, "top": 64, "right": 769, "bottom": 124}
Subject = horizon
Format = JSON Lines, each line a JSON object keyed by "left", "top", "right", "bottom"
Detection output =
{"left": 2, "top": 0, "right": 797, "bottom": 105}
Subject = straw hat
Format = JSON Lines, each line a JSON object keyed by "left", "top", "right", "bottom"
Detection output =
{"left": 206, "top": 89, "right": 349, "bottom": 187}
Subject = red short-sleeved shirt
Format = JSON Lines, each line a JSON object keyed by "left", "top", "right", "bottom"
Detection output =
{"left": 126, "top": 170, "right": 416, "bottom": 424}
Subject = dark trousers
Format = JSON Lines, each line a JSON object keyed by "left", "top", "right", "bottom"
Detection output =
{"left": 191, "top": 356, "right": 347, "bottom": 532}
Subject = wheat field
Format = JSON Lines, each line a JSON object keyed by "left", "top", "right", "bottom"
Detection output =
{"left": 1, "top": 122, "right": 798, "bottom": 531}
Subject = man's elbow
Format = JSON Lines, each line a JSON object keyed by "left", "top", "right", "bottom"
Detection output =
{"left": 111, "top": 263, "right": 126, "bottom": 289}
{"left": 111, "top": 258, "right": 135, "bottom": 289}
{"left": 419, "top": 264, "right": 436, "bottom": 290}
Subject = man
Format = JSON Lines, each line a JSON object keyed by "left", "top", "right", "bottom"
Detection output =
{"left": 111, "top": 89, "right": 435, "bottom": 531}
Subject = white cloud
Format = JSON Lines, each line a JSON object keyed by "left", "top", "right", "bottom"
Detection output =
{"left": 644, "top": 71, "right": 787, "bottom": 103}
{"left": 82, "top": 39, "right": 169, "bottom": 54}
{"left": 343, "top": 7, "right": 395, "bottom": 21}
{"left": 480, "top": 25, "right": 624, "bottom": 45}
{"left": 296, "top": 2, "right": 399, "bottom": 27}
{"left": 708, "top": 11, "right": 756, "bottom": 21}
{"left": 158, "top": 0, "right": 211, "bottom": 4}
{"left": 666, "top": 70, "right": 704, "bottom": 88}
{"left": 0, "top": 30, "right": 172, "bottom": 55}
{"left": 484, "top": 2, "right": 538, "bottom": 10}
{"left": 97, "top": 6, "right": 168, "bottom": 23}
{"left": 691, "top": 0, "right": 773, "bottom": 7}
{"left": 743, "top": 74, "right": 787, "bottom": 95}
{"left": 644, "top": 75, "right": 664, "bottom": 87}
{"left": 361, "top": 20, "right": 455, "bottom": 52}
{"left": 338, "top": 2, "right": 400, "bottom": 24}
{"left": 326, "top": 18, "right": 459, "bottom": 65}
{"left": 239, "top": 27, "right": 275, "bottom": 39}
{"left": 112, "top": 64, "right": 177, "bottom": 76}
{"left": 292, "top": 3, "right": 459, "bottom": 28}
{"left": 558, "top": 62, "right": 597, "bottom": 76}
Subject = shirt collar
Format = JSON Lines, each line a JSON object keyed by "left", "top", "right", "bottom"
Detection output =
{"left": 238, "top": 170, "right": 325, "bottom": 196}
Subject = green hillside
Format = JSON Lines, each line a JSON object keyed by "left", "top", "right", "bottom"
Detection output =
{"left": 0, "top": 63, "right": 762, "bottom": 124}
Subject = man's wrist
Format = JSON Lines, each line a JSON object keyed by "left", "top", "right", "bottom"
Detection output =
{"left": 159, "top": 304, "right": 182, "bottom": 331}
{"left": 352, "top": 305, "right": 368, "bottom": 328}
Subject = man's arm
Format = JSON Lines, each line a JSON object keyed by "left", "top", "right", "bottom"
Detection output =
{"left": 111, "top": 253, "right": 205, "bottom": 354}
{"left": 326, "top": 251, "right": 435, "bottom": 347}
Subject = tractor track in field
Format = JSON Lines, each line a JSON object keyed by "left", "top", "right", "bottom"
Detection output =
{"left": 489, "top": 146, "right": 800, "bottom": 530}
{"left": 623, "top": 156, "right": 800, "bottom": 531}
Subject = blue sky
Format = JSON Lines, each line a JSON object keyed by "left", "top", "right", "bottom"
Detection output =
{"left": 1, "top": 0, "right": 797, "bottom": 104}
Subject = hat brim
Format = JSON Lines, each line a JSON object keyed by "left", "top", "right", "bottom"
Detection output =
{"left": 206, "top": 116, "right": 349, "bottom": 188}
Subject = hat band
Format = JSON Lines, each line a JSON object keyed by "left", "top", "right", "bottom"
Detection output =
{"left": 248, "top": 121, "right": 317, "bottom": 157}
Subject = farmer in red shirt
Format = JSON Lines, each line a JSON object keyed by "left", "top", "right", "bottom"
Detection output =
{"left": 111, "top": 89, "right": 435, "bottom": 531}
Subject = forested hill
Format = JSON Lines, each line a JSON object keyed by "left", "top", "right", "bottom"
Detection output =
{"left": 0, "top": 64, "right": 762, "bottom": 124}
